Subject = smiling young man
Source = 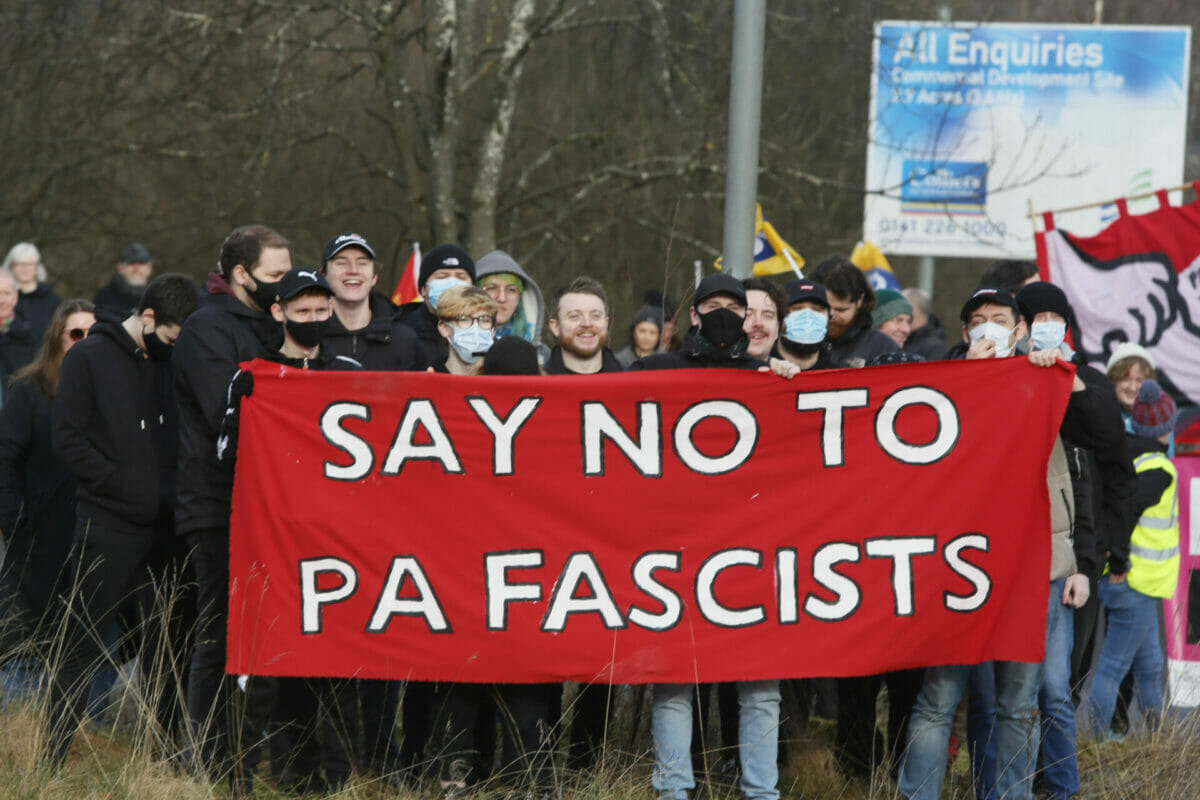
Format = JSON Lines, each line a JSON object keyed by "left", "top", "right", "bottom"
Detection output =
{"left": 741, "top": 277, "right": 784, "bottom": 361}
{"left": 545, "top": 276, "right": 623, "bottom": 375}
{"left": 319, "top": 232, "right": 426, "bottom": 371}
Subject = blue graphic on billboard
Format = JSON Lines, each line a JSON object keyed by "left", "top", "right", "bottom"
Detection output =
{"left": 900, "top": 161, "right": 988, "bottom": 215}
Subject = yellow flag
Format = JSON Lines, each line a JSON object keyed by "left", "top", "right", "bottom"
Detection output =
{"left": 714, "top": 204, "right": 805, "bottom": 277}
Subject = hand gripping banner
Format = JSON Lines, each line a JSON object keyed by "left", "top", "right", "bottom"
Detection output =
{"left": 228, "top": 358, "right": 1073, "bottom": 683}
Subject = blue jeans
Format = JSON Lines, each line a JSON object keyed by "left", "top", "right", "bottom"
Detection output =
{"left": 1087, "top": 579, "right": 1164, "bottom": 734}
{"left": 966, "top": 663, "right": 997, "bottom": 800}
{"left": 652, "top": 680, "right": 779, "bottom": 800}
{"left": 900, "top": 585, "right": 1048, "bottom": 800}
{"left": 1038, "top": 578, "right": 1077, "bottom": 799}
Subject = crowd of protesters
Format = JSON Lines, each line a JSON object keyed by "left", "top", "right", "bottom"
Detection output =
{"left": 0, "top": 229, "right": 1191, "bottom": 800}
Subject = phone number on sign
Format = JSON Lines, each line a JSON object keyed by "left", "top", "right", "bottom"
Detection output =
{"left": 877, "top": 217, "right": 1007, "bottom": 237}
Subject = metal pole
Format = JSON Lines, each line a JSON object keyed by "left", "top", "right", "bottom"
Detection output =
{"left": 918, "top": 255, "right": 935, "bottom": 297}
{"left": 721, "top": 0, "right": 766, "bottom": 280}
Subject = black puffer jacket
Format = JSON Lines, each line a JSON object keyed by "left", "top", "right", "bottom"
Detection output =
{"left": 323, "top": 293, "right": 428, "bottom": 371}
{"left": 53, "top": 320, "right": 178, "bottom": 532}
{"left": 173, "top": 274, "right": 281, "bottom": 536}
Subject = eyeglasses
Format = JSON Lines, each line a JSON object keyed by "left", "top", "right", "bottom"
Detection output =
{"left": 442, "top": 314, "right": 495, "bottom": 330}
{"left": 68, "top": 328, "right": 88, "bottom": 342}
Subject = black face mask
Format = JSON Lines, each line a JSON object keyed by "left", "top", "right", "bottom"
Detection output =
{"left": 286, "top": 318, "right": 328, "bottom": 350}
{"left": 247, "top": 276, "right": 281, "bottom": 313}
{"left": 697, "top": 307, "right": 747, "bottom": 351}
{"left": 141, "top": 326, "right": 174, "bottom": 362}
{"left": 780, "top": 338, "right": 822, "bottom": 358}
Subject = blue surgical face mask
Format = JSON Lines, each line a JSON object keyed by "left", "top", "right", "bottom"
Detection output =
{"left": 1029, "top": 320, "right": 1066, "bottom": 352}
{"left": 450, "top": 323, "right": 494, "bottom": 363}
{"left": 783, "top": 308, "right": 828, "bottom": 345}
{"left": 427, "top": 277, "right": 468, "bottom": 311}
{"left": 968, "top": 321, "right": 1017, "bottom": 358}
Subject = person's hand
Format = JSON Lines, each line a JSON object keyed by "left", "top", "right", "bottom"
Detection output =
{"left": 1062, "top": 573, "right": 1090, "bottom": 608}
{"left": 761, "top": 358, "right": 800, "bottom": 379}
{"left": 229, "top": 369, "right": 254, "bottom": 402}
{"left": 1028, "top": 348, "right": 1062, "bottom": 367}
{"left": 1108, "top": 572, "right": 1127, "bottom": 584}
{"left": 966, "top": 338, "right": 996, "bottom": 359}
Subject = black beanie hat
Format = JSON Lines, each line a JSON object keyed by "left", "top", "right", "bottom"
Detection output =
{"left": 1015, "top": 281, "right": 1071, "bottom": 329}
{"left": 482, "top": 336, "right": 539, "bottom": 375}
{"left": 418, "top": 244, "right": 475, "bottom": 289}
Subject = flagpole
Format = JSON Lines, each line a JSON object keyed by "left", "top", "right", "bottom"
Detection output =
{"left": 721, "top": 0, "right": 766, "bottom": 280}
{"left": 782, "top": 248, "right": 804, "bottom": 279}
{"left": 1032, "top": 182, "right": 1197, "bottom": 220}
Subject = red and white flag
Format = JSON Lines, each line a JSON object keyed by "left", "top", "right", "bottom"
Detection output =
{"left": 390, "top": 242, "right": 421, "bottom": 305}
{"left": 1036, "top": 183, "right": 1200, "bottom": 406}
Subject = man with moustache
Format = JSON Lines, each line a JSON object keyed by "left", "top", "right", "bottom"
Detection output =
{"left": 811, "top": 256, "right": 898, "bottom": 368}
{"left": 545, "top": 276, "right": 623, "bottom": 375}
{"left": 741, "top": 277, "right": 784, "bottom": 362}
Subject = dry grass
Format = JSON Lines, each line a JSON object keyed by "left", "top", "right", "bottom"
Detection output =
{"left": 2, "top": 668, "right": 1198, "bottom": 798}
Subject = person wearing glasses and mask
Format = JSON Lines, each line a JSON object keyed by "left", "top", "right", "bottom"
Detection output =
{"left": 44, "top": 275, "right": 199, "bottom": 767}
{"left": 434, "top": 285, "right": 497, "bottom": 376}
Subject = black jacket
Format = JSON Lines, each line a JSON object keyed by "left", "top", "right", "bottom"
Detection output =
{"left": 0, "top": 377, "right": 77, "bottom": 620}
{"left": 323, "top": 293, "right": 428, "bottom": 371}
{"left": 827, "top": 314, "right": 898, "bottom": 368}
{"left": 395, "top": 301, "right": 447, "bottom": 370}
{"left": 0, "top": 312, "right": 38, "bottom": 390}
{"left": 173, "top": 275, "right": 282, "bottom": 536}
{"left": 53, "top": 320, "right": 178, "bottom": 532}
{"left": 1059, "top": 360, "right": 1137, "bottom": 576}
{"left": 1063, "top": 440, "right": 1098, "bottom": 579}
{"left": 16, "top": 282, "right": 60, "bottom": 344}
{"left": 93, "top": 274, "right": 145, "bottom": 319}
{"left": 904, "top": 316, "right": 948, "bottom": 361}
{"left": 1126, "top": 436, "right": 1173, "bottom": 520}
{"left": 546, "top": 346, "right": 625, "bottom": 375}
{"left": 628, "top": 330, "right": 765, "bottom": 371}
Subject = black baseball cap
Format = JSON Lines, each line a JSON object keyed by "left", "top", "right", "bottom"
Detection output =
{"left": 784, "top": 279, "right": 828, "bottom": 308}
{"left": 120, "top": 243, "right": 152, "bottom": 264}
{"left": 959, "top": 287, "right": 1019, "bottom": 323}
{"left": 276, "top": 268, "right": 333, "bottom": 302}
{"left": 322, "top": 232, "right": 376, "bottom": 265}
{"left": 694, "top": 274, "right": 747, "bottom": 307}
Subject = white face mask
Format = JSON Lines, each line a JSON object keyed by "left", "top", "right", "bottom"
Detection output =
{"left": 968, "top": 321, "right": 1017, "bottom": 358}
{"left": 1029, "top": 320, "right": 1066, "bottom": 352}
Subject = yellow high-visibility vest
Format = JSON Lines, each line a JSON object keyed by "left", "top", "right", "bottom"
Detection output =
{"left": 1127, "top": 451, "right": 1179, "bottom": 599}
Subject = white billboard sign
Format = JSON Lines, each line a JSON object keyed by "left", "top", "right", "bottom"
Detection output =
{"left": 864, "top": 22, "right": 1191, "bottom": 258}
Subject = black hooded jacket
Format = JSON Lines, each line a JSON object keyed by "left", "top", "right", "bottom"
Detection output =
{"left": 53, "top": 319, "right": 178, "bottom": 532}
{"left": 323, "top": 293, "right": 428, "bottom": 371}
{"left": 173, "top": 274, "right": 282, "bottom": 536}
{"left": 0, "top": 311, "right": 38, "bottom": 388}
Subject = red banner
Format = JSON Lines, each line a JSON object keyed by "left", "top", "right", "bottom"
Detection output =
{"left": 228, "top": 358, "right": 1073, "bottom": 683}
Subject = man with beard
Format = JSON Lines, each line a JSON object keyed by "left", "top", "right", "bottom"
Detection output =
{"left": 94, "top": 243, "right": 154, "bottom": 319}
{"left": 742, "top": 277, "right": 784, "bottom": 362}
{"left": 811, "top": 256, "right": 897, "bottom": 368}
{"left": 545, "top": 276, "right": 623, "bottom": 375}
